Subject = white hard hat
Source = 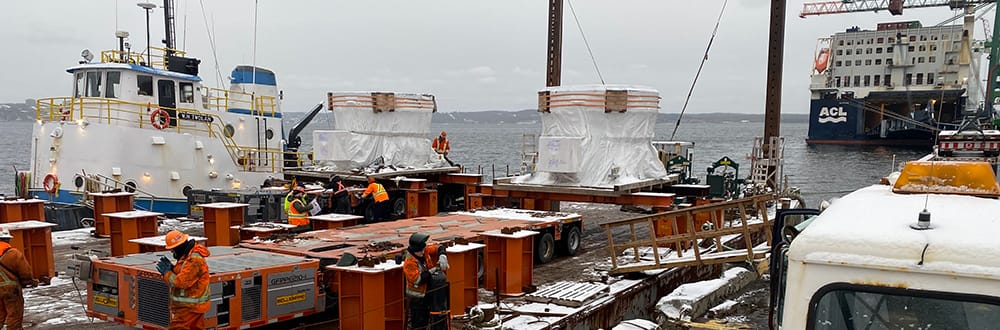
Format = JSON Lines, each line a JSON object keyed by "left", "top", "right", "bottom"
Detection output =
{"left": 0, "top": 228, "right": 12, "bottom": 239}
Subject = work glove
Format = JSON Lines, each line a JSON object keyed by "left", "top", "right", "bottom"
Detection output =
{"left": 156, "top": 256, "right": 173, "bottom": 276}
{"left": 437, "top": 254, "right": 449, "bottom": 272}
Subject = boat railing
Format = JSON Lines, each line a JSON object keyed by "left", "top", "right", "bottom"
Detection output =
{"left": 100, "top": 47, "right": 187, "bottom": 70}
{"left": 205, "top": 87, "right": 278, "bottom": 116}
{"left": 34, "top": 97, "right": 297, "bottom": 173}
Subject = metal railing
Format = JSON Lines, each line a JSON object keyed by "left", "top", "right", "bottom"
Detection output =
{"left": 99, "top": 47, "right": 187, "bottom": 70}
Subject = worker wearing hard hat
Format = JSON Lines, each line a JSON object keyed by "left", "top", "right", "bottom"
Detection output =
{"left": 402, "top": 232, "right": 450, "bottom": 330}
{"left": 361, "top": 176, "right": 390, "bottom": 222}
{"left": 157, "top": 230, "right": 211, "bottom": 330}
{"left": 285, "top": 185, "right": 313, "bottom": 227}
{"left": 432, "top": 131, "right": 455, "bottom": 167}
{"left": 0, "top": 228, "right": 35, "bottom": 330}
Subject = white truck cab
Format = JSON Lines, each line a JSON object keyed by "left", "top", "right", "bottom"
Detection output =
{"left": 769, "top": 160, "right": 1000, "bottom": 329}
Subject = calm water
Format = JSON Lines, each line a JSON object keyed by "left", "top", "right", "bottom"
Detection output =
{"left": 0, "top": 120, "right": 926, "bottom": 207}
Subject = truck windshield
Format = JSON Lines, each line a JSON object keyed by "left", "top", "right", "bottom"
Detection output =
{"left": 809, "top": 285, "right": 1000, "bottom": 329}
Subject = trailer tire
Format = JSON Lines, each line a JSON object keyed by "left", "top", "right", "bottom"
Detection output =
{"left": 559, "top": 226, "right": 582, "bottom": 256}
{"left": 535, "top": 232, "right": 555, "bottom": 264}
{"left": 363, "top": 203, "right": 375, "bottom": 223}
{"left": 391, "top": 197, "right": 406, "bottom": 218}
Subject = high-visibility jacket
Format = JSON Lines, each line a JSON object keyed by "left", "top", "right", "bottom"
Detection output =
{"left": 432, "top": 137, "right": 450, "bottom": 155}
{"left": 0, "top": 242, "right": 33, "bottom": 288}
{"left": 363, "top": 183, "right": 389, "bottom": 202}
{"left": 164, "top": 244, "right": 211, "bottom": 314}
{"left": 402, "top": 245, "right": 441, "bottom": 298}
{"left": 287, "top": 198, "right": 310, "bottom": 226}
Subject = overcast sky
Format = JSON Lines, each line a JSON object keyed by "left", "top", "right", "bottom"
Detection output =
{"left": 0, "top": 1, "right": 984, "bottom": 113}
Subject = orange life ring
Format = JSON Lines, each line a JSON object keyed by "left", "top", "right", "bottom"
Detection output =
{"left": 150, "top": 109, "right": 170, "bottom": 130}
{"left": 43, "top": 173, "right": 59, "bottom": 194}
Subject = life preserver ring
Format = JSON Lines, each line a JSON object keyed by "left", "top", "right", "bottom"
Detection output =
{"left": 150, "top": 109, "right": 170, "bottom": 130}
{"left": 59, "top": 107, "right": 72, "bottom": 121}
{"left": 43, "top": 173, "right": 59, "bottom": 194}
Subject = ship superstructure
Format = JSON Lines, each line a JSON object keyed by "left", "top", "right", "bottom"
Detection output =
{"left": 807, "top": 17, "right": 991, "bottom": 146}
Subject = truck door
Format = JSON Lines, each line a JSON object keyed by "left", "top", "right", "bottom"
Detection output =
{"left": 769, "top": 208, "right": 821, "bottom": 329}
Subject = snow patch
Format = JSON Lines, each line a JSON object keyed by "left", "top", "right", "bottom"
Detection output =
{"left": 655, "top": 268, "right": 749, "bottom": 320}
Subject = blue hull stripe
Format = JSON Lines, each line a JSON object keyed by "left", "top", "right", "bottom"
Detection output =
{"left": 30, "top": 189, "right": 189, "bottom": 215}
{"left": 227, "top": 108, "right": 283, "bottom": 118}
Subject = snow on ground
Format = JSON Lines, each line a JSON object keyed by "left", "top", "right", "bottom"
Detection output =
{"left": 23, "top": 275, "right": 92, "bottom": 327}
{"left": 655, "top": 268, "right": 750, "bottom": 320}
{"left": 159, "top": 218, "right": 204, "bottom": 235}
{"left": 52, "top": 228, "right": 98, "bottom": 247}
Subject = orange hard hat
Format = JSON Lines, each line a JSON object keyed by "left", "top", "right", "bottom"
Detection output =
{"left": 440, "top": 131, "right": 446, "bottom": 137}
{"left": 164, "top": 230, "right": 189, "bottom": 250}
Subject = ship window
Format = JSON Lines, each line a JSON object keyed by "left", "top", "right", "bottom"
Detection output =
{"left": 877, "top": 37, "right": 884, "bottom": 44}
{"left": 868, "top": 38, "right": 874, "bottom": 44}
{"left": 919, "top": 45, "right": 926, "bottom": 52}
{"left": 85, "top": 71, "right": 102, "bottom": 97}
{"left": 835, "top": 61, "right": 842, "bottom": 67}
{"left": 918, "top": 57, "right": 925, "bottom": 64}
{"left": 846, "top": 49, "right": 852, "bottom": 55}
{"left": 835, "top": 77, "right": 841, "bottom": 87}
{"left": 74, "top": 73, "right": 84, "bottom": 98}
{"left": 887, "top": 47, "right": 894, "bottom": 53}
{"left": 885, "top": 74, "right": 891, "bottom": 86}
{"left": 909, "top": 36, "right": 917, "bottom": 42}
{"left": 863, "top": 75, "right": 871, "bottom": 87}
{"left": 856, "top": 48, "right": 862, "bottom": 54}
{"left": 105, "top": 71, "right": 121, "bottom": 98}
{"left": 853, "top": 76, "right": 860, "bottom": 86}
{"left": 837, "top": 49, "right": 843, "bottom": 56}
{"left": 845, "top": 61, "right": 852, "bottom": 67}
{"left": 912, "top": 57, "right": 916, "bottom": 65}
{"left": 931, "top": 44, "right": 937, "bottom": 51}
{"left": 905, "top": 73, "right": 913, "bottom": 85}
{"left": 838, "top": 40, "right": 844, "bottom": 46}
{"left": 887, "top": 59, "right": 893, "bottom": 65}
{"left": 876, "top": 48, "right": 883, "bottom": 54}
{"left": 806, "top": 284, "right": 1000, "bottom": 330}
{"left": 866, "top": 48, "right": 872, "bottom": 54}
{"left": 873, "top": 75, "right": 881, "bottom": 86}
{"left": 928, "top": 73, "right": 935, "bottom": 84}
{"left": 875, "top": 59, "right": 882, "bottom": 65}
{"left": 916, "top": 73, "right": 924, "bottom": 85}
{"left": 847, "top": 40, "right": 853, "bottom": 46}
{"left": 843, "top": 76, "right": 850, "bottom": 87}
{"left": 137, "top": 75, "right": 153, "bottom": 96}
{"left": 888, "top": 37, "right": 895, "bottom": 43}
{"left": 865, "top": 59, "right": 872, "bottom": 66}
{"left": 179, "top": 82, "right": 195, "bottom": 103}
{"left": 929, "top": 56, "right": 936, "bottom": 63}
{"left": 942, "top": 34, "right": 949, "bottom": 40}
{"left": 855, "top": 60, "right": 862, "bottom": 66}
{"left": 908, "top": 46, "right": 915, "bottom": 52}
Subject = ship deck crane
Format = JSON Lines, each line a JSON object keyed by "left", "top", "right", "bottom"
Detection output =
{"left": 800, "top": 0, "right": 1000, "bottom": 117}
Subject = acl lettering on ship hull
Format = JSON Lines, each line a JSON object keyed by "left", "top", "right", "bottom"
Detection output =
{"left": 817, "top": 106, "right": 847, "bottom": 123}
{"left": 808, "top": 99, "right": 861, "bottom": 142}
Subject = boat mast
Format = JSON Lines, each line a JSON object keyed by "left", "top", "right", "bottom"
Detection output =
{"left": 162, "top": 0, "right": 176, "bottom": 56}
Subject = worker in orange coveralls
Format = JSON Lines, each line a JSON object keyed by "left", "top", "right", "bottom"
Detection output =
{"left": 361, "top": 176, "right": 390, "bottom": 222}
{"left": 403, "top": 232, "right": 450, "bottom": 330}
{"left": 0, "top": 228, "right": 36, "bottom": 330}
{"left": 157, "top": 230, "right": 211, "bottom": 330}
{"left": 432, "top": 131, "right": 455, "bottom": 166}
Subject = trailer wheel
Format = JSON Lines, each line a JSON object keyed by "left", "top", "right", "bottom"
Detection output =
{"left": 559, "top": 226, "right": 582, "bottom": 256}
{"left": 363, "top": 203, "right": 375, "bottom": 223}
{"left": 391, "top": 197, "right": 406, "bottom": 218}
{"left": 535, "top": 232, "right": 555, "bottom": 264}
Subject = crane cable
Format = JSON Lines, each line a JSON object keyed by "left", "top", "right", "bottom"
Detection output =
{"left": 198, "top": 0, "right": 227, "bottom": 89}
{"left": 670, "top": 0, "right": 728, "bottom": 140}
{"left": 566, "top": 0, "right": 605, "bottom": 84}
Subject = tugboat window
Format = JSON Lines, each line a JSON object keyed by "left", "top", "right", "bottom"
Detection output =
{"left": 179, "top": 82, "right": 195, "bottom": 103}
{"left": 105, "top": 71, "right": 121, "bottom": 98}
{"left": 265, "top": 128, "right": 274, "bottom": 140}
{"left": 74, "top": 73, "right": 85, "bottom": 97}
{"left": 86, "top": 71, "right": 102, "bottom": 97}
{"left": 137, "top": 75, "right": 153, "bottom": 96}
{"left": 224, "top": 124, "right": 235, "bottom": 138}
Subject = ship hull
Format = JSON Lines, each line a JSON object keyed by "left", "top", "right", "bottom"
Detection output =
{"left": 806, "top": 96, "right": 960, "bottom": 148}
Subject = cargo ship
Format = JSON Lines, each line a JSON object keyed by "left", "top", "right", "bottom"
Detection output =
{"left": 806, "top": 18, "right": 992, "bottom": 146}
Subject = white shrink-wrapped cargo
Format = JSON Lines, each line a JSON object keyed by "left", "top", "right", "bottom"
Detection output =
{"left": 513, "top": 85, "right": 668, "bottom": 188}
{"left": 310, "top": 92, "right": 447, "bottom": 171}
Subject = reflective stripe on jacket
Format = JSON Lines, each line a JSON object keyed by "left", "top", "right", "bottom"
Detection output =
{"left": 0, "top": 242, "right": 32, "bottom": 288}
{"left": 402, "top": 245, "right": 440, "bottom": 298}
{"left": 288, "top": 198, "right": 310, "bottom": 226}
{"left": 165, "top": 244, "right": 211, "bottom": 313}
{"left": 363, "top": 183, "right": 389, "bottom": 202}
{"left": 432, "top": 138, "right": 450, "bottom": 154}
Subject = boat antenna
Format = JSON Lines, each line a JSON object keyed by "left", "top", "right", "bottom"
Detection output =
{"left": 670, "top": 0, "right": 728, "bottom": 140}
{"left": 199, "top": 0, "right": 227, "bottom": 89}
{"left": 566, "top": 0, "right": 604, "bottom": 85}
{"left": 162, "top": 0, "right": 176, "bottom": 56}
{"left": 252, "top": 0, "right": 258, "bottom": 86}
{"left": 182, "top": 0, "right": 188, "bottom": 50}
